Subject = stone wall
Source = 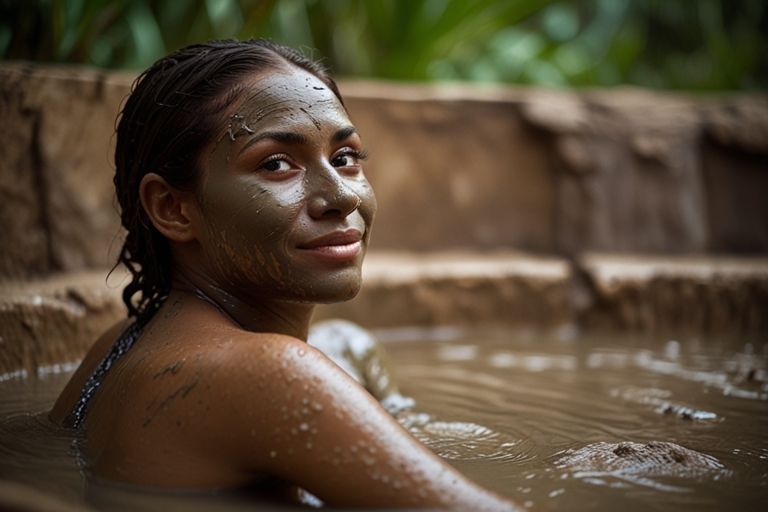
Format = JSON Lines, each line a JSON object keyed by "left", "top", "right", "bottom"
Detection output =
{"left": 0, "top": 64, "right": 133, "bottom": 279}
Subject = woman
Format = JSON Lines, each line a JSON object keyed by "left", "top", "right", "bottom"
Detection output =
{"left": 50, "top": 39, "right": 520, "bottom": 511}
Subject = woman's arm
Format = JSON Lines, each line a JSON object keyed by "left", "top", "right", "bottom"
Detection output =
{"left": 208, "top": 334, "right": 522, "bottom": 510}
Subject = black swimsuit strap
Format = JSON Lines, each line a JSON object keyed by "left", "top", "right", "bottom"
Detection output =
{"left": 63, "top": 311, "right": 155, "bottom": 429}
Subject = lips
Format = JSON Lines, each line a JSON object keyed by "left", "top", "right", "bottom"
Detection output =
{"left": 299, "top": 229, "right": 363, "bottom": 249}
{"left": 297, "top": 229, "right": 363, "bottom": 261}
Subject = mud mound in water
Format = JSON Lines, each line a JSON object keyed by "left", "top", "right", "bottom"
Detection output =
{"left": 556, "top": 441, "right": 728, "bottom": 484}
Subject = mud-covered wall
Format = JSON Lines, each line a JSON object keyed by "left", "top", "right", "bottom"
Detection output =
{"left": 1, "top": 65, "right": 767, "bottom": 281}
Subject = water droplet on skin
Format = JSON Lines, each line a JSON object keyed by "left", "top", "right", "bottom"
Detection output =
{"left": 350, "top": 446, "right": 358, "bottom": 453}
{"left": 298, "top": 349, "right": 306, "bottom": 356}
{"left": 393, "top": 480, "right": 402, "bottom": 489}
{"left": 311, "top": 428, "right": 317, "bottom": 435}
{"left": 302, "top": 407, "right": 309, "bottom": 415}
{"left": 332, "top": 458, "right": 340, "bottom": 465}
{"left": 270, "top": 451, "right": 277, "bottom": 458}
{"left": 299, "top": 423, "right": 309, "bottom": 432}
{"left": 306, "top": 442, "right": 313, "bottom": 450}
{"left": 302, "top": 397, "right": 309, "bottom": 405}
{"left": 333, "top": 446, "right": 341, "bottom": 454}
{"left": 312, "top": 402, "right": 323, "bottom": 411}
{"left": 382, "top": 475, "right": 390, "bottom": 484}
{"left": 291, "top": 428, "right": 298, "bottom": 435}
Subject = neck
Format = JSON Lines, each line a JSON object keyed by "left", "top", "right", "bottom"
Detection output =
{"left": 170, "top": 261, "right": 315, "bottom": 342}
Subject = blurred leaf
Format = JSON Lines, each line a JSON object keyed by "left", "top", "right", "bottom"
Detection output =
{"left": 0, "top": 0, "right": 765, "bottom": 90}
{"left": 124, "top": 0, "right": 164, "bottom": 67}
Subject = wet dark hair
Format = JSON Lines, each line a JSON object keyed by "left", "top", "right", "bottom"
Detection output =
{"left": 115, "top": 39, "right": 344, "bottom": 318}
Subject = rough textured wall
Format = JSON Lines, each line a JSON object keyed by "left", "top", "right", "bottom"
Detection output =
{"left": 0, "top": 65, "right": 132, "bottom": 279}
{"left": 0, "top": 271, "right": 125, "bottom": 376}
{"left": 701, "top": 98, "right": 768, "bottom": 253}
{"left": 580, "top": 253, "right": 768, "bottom": 333}
{"left": 521, "top": 89, "right": 708, "bottom": 254}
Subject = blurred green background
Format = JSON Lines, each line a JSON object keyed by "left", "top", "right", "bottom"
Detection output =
{"left": 1, "top": 0, "right": 766, "bottom": 90}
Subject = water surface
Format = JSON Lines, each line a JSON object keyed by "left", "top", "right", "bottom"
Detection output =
{"left": 382, "top": 329, "right": 767, "bottom": 511}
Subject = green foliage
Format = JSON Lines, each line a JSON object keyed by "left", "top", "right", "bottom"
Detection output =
{"left": 1, "top": 0, "right": 765, "bottom": 90}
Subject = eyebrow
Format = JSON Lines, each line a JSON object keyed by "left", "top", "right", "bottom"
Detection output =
{"left": 238, "top": 131, "right": 307, "bottom": 156}
{"left": 332, "top": 126, "right": 359, "bottom": 144}
{"left": 237, "top": 126, "right": 360, "bottom": 156}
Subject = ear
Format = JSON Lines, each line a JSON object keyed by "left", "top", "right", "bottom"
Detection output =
{"left": 139, "top": 173, "right": 198, "bottom": 242}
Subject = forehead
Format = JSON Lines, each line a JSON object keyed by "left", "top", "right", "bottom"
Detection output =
{"left": 229, "top": 67, "right": 348, "bottom": 135}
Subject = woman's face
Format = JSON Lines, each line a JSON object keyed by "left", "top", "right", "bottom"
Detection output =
{"left": 194, "top": 66, "right": 376, "bottom": 305}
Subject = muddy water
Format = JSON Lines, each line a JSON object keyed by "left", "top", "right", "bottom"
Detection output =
{"left": 0, "top": 331, "right": 766, "bottom": 511}
{"left": 383, "top": 329, "right": 767, "bottom": 511}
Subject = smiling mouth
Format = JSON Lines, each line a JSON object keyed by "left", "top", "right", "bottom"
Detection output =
{"left": 298, "top": 229, "right": 363, "bottom": 261}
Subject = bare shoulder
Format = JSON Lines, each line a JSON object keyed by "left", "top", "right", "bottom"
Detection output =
{"left": 194, "top": 331, "right": 520, "bottom": 510}
{"left": 188, "top": 327, "right": 366, "bottom": 429}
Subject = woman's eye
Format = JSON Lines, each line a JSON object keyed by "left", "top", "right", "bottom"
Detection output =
{"left": 332, "top": 149, "right": 366, "bottom": 168}
{"left": 331, "top": 154, "right": 353, "bottom": 167}
{"left": 262, "top": 159, "right": 291, "bottom": 172}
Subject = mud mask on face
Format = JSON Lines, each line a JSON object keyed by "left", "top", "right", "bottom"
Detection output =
{"left": 195, "top": 68, "right": 376, "bottom": 306}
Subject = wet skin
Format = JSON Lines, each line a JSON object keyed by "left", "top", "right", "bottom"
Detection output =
{"left": 50, "top": 66, "right": 521, "bottom": 511}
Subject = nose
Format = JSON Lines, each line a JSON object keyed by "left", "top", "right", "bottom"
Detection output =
{"left": 306, "top": 165, "right": 361, "bottom": 220}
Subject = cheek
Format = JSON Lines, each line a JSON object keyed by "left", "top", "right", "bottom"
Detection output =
{"left": 356, "top": 180, "right": 377, "bottom": 226}
{"left": 227, "top": 189, "right": 300, "bottom": 245}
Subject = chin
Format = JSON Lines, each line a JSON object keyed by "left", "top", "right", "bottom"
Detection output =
{"left": 297, "top": 270, "right": 363, "bottom": 305}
